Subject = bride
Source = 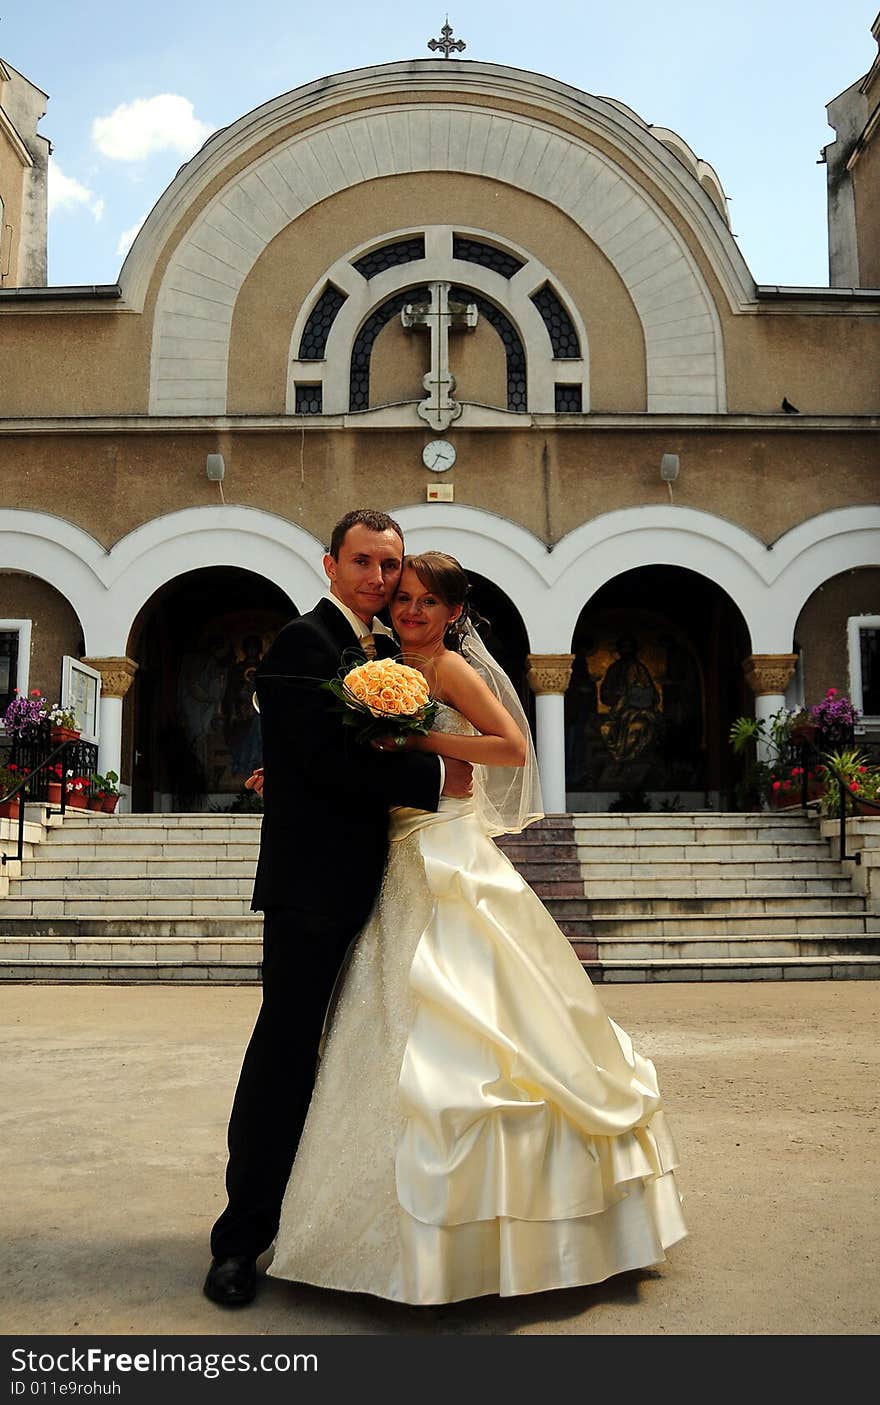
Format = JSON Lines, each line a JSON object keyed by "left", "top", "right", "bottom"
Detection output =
{"left": 268, "top": 552, "right": 686, "bottom": 1304}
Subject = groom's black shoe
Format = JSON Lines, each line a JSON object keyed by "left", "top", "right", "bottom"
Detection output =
{"left": 203, "top": 1255, "right": 257, "bottom": 1307}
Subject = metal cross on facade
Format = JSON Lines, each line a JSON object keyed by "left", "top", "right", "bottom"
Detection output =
{"left": 402, "top": 282, "right": 478, "bottom": 432}
{"left": 427, "top": 19, "right": 466, "bottom": 59}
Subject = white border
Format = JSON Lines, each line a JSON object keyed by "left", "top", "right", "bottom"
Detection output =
{"left": 848, "top": 614, "right": 880, "bottom": 724}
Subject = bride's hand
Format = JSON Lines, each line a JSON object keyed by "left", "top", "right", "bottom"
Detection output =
{"left": 372, "top": 734, "right": 422, "bottom": 752}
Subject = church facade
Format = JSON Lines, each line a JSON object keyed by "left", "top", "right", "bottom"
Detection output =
{"left": 1, "top": 40, "right": 879, "bottom": 812}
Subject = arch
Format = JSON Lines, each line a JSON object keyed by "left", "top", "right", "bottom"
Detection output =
{"left": 0, "top": 507, "right": 326, "bottom": 657}
{"left": 288, "top": 226, "right": 590, "bottom": 416}
{"left": 393, "top": 503, "right": 880, "bottom": 658}
{"left": 145, "top": 90, "right": 731, "bottom": 415}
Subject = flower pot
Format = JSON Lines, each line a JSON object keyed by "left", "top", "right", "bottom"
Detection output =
{"left": 66, "top": 791, "right": 87, "bottom": 809}
{"left": 46, "top": 782, "right": 62, "bottom": 805}
{"left": 856, "top": 799, "right": 880, "bottom": 818}
{"left": 0, "top": 797, "right": 21, "bottom": 821}
{"left": 790, "top": 722, "right": 819, "bottom": 745}
{"left": 51, "top": 726, "right": 80, "bottom": 745}
{"left": 101, "top": 793, "right": 119, "bottom": 813}
{"left": 87, "top": 796, "right": 104, "bottom": 812}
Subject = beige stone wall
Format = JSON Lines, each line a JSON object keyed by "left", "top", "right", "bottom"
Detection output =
{"left": 0, "top": 572, "right": 83, "bottom": 699}
{"left": 226, "top": 172, "right": 647, "bottom": 415}
{"left": 795, "top": 567, "right": 880, "bottom": 725}
{"left": 369, "top": 318, "right": 430, "bottom": 409}
{"left": 0, "top": 425, "right": 875, "bottom": 550}
{"left": 0, "top": 130, "right": 23, "bottom": 286}
{"left": 853, "top": 133, "right": 880, "bottom": 288}
{"left": 0, "top": 85, "right": 877, "bottom": 416}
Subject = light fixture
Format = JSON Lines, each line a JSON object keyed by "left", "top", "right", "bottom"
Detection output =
{"left": 206, "top": 453, "right": 225, "bottom": 481}
{"left": 660, "top": 453, "right": 679, "bottom": 504}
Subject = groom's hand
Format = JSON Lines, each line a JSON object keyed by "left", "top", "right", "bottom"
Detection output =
{"left": 441, "top": 757, "right": 473, "bottom": 798}
{"left": 244, "top": 767, "right": 264, "bottom": 795}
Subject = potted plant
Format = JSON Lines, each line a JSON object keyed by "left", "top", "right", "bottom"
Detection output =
{"left": 65, "top": 772, "right": 90, "bottom": 809}
{"left": 45, "top": 762, "right": 63, "bottom": 805}
{"left": 0, "top": 761, "right": 23, "bottom": 820}
{"left": 2, "top": 688, "right": 48, "bottom": 739}
{"left": 766, "top": 764, "right": 826, "bottom": 809}
{"left": 89, "top": 770, "right": 120, "bottom": 813}
{"left": 48, "top": 703, "right": 80, "bottom": 744}
{"left": 808, "top": 689, "right": 859, "bottom": 752}
{"left": 728, "top": 707, "right": 799, "bottom": 808}
{"left": 820, "top": 749, "right": 880, "bottom": 818}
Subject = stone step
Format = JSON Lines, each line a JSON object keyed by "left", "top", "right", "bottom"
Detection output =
{"left": 5, "top": 874, "right": 257, "bottom": 899}
{"left": 588, "top": 955, "right": 880, "bottom": 983}
{"left": 0, "top": 916, "right": 261, "bottom": 939}
{"left": 570, "top": 811, "right": 814, "bottom": 826}
{"left": 46, "top": 828, "right": 260, "bottom": 849}
{"left": 539, "top": 883, "right": 860, "bottom": 906}
{"left": 4, "top": 930, "right": 879, "bottom": 965}
{"left": 0, "top": 896, "right": 257, "bottom": 917}
{"left": 29, "top": 843, "right": 261, "bottom": 863}
{"left": 551, "top": 911, "right": 875, "bottom": 937}
{"left": 519, "top": 860, "right": 846, "bottom": 882}
{"left": 3, "top": 951, "right": 877, "bottom": 985}
{"left": 17, "top": 858, "right": 259, "bottom": 880}
{"left": 504, "top": 841, "right": 831, "bottom": 862}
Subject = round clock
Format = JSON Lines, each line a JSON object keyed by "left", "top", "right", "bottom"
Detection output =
{"left": 422, "top": 439, "right": 456, "bottom": 473}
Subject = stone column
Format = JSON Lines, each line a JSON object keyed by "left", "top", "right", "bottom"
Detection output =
{"left": 527, "top": 653, "right": 575, "bottom": 813}
{"left": 742, "top": 653, "right": 798, "bottom": 764}
{"left": 82, "top": 657, "right": 138, "bottom": 802}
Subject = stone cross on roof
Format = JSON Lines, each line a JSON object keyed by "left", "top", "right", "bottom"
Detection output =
{"left": 428, "top": 19, "right": 466, "bottom": 59}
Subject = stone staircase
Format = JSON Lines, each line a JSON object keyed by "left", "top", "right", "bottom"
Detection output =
{"left": 1, "top": 808, "right": 878, "bottom": 984}
{"left": 495, "top": 812, "right": 880, "bottom": 983}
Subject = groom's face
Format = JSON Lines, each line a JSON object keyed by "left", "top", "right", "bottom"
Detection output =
{"left": 323, "top": 523, "right": 404, "bottom": 626}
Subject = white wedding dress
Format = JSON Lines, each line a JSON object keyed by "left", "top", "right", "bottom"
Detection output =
{"left": 268, "top": 707, "right": 686, "bottom": 1304}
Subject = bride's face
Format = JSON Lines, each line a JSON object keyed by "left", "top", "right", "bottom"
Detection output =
{"left": 391, "top": 568, "right": 461, "bottom": 650}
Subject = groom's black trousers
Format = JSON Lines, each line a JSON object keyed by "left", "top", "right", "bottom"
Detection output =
{"left": 210, "top": 905, "right": 363, "bottom": 1261}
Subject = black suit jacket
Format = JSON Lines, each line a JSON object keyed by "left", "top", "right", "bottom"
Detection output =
{"left": 251, "top": 597, "right": 442, "bottom": 924}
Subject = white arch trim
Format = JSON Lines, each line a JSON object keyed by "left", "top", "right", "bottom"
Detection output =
{"left": 3, "top": 503, "right": 877, "bottom": 664}
{"left": 149, "top": 103, "right": 726, "bottom": 416}
{"left": 0, "top": 507, "right": 326, "bottom": 656}
{"left": 395, "top": 503, "right": 880, "bottom": 653}
{"left": 288, "top": 225, "right": 590, "bottom": 416}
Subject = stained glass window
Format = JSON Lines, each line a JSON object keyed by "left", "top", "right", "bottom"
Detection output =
{"left": 298, "top": 284, "right": 347, "bottom": 360}
{"left": 294, "top": 385, "right": 323, "bottom": 414}
{"left": 349, "top": 286, "right": 431, "bottom": 411}
{"left": 451, "top": 285, "right": 527, "bottom": 412}
{"left": 554, "top": 384, "right": 583, "bottom": 412}
{"left": 452, "top": 236, "right": 524, "bottom": 279}
{"left": 531, "top": 284, "right": 580, "bottom": 359}
{"left": 352, "top": 237, "right": 426, "bottom": 279}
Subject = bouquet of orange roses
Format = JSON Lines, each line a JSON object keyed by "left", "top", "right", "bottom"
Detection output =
{"left": 323, "top": 656, "right": 437, "bottom": 747}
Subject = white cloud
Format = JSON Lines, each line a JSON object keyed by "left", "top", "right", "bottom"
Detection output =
{"left": 92, "top": 95, "right": 214, "bottom": 162}
{"left": 116, "top": 214, "right": 147, "bottom": 257}
{"left": 47, "top": 160, "right": 104, "bottom": 221}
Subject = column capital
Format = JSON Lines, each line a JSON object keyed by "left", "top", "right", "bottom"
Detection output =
{"left": 741, "top": 653, "right": 798, "bottom": 697}
{"left": 82, "top": 656, "right": 139, "bottom": 700}
{"left": 526, "top": 653, "right": 575, "bottom": 696}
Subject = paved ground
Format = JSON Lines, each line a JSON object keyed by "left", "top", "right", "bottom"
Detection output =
{"left": 2, "top": 981, "right": 878, "bottom": 1337}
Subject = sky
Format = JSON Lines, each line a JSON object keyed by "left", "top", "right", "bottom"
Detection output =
{"left": 2, "top": 0, "right": 877, "bottom": 288}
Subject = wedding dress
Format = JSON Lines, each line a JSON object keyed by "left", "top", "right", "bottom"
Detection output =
{"left": 268, "top": 706, "right": 686, "bottom": 1304}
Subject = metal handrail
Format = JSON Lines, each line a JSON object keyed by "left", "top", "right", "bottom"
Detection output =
{"left": 790, "top": 734, "right": 880, "bottom": 864}
{"left": 0, "top": 738, "right": 74, "bottom": 867}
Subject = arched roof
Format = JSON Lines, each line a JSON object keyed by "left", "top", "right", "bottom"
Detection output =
{"left": 117, "top": 61, "right": 753, "bottom": 416}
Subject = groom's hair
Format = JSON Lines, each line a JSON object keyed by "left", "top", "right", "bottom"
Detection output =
{"left": 328, "top": 509, "right": 404, "bottom": 559}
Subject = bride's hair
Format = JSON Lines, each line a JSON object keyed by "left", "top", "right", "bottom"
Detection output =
{"left": 402, "top": 551, "right": 477, "bottom": 651}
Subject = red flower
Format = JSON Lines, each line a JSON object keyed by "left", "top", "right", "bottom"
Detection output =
{"left": 772, "top": 780, "right": 781, "bottom": 791}
{"left": 858, "top": 766, "right": 867, "bottom": 773}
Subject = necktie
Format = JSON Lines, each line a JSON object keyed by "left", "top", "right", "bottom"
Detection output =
{"left": 360, "top": 633, "right": 376, "bottom": 659}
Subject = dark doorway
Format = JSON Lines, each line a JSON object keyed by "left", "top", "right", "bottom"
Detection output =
{"left": 126, "top": 568, "right": 296, "bottom": 812}
{"left": 566, "top": 565, "right": 751, "bottom": 809}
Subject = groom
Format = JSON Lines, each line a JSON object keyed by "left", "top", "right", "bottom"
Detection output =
{"left": 204, "top": 508, "right": 472, "bottom": 1306}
